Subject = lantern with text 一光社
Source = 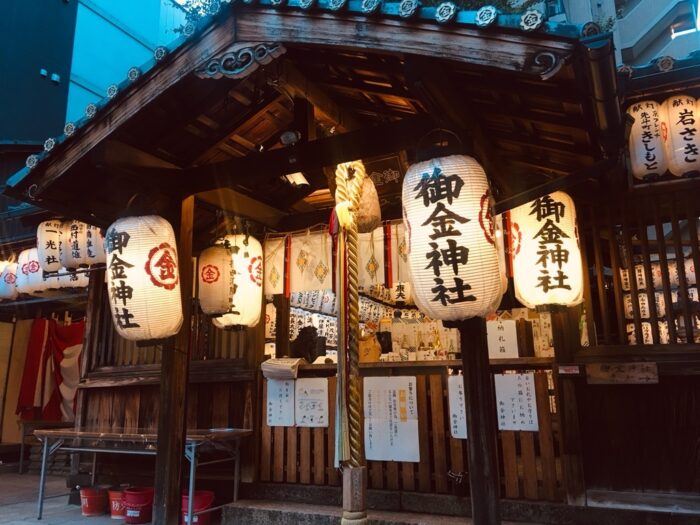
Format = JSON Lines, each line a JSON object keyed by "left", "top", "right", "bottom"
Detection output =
{"left": 212, "top": 234, "right": 263, "bottom": 328}
{"left": 401, "top": 154, "right": 507, "bottom": 321}
{"left": 509, "top": 191, "right": 583, "bottom": 309}
{"left": 105, "top": 215, "right": 183, "bottom": 341}
{"left": 663, "top": 95, "right": 700, "bottom": 177}
{"left": 198, "top": 244, "right": 235, "bottom": 315}
{"left": 627, "top": 100, "right": 668, "bottom": 180}
{"left": 0, "top": 262, "right": 18, "bottom": 300}
{"left": 16, "top": 248, "right": 44, "bottom": 295}
{"left": 37, "top": 219, "right": 63, "bottom": 273}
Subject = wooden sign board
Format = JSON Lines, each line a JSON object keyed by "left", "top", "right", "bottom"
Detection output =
{"left": 585, "top": 362, "right": 659, "bottom": 385}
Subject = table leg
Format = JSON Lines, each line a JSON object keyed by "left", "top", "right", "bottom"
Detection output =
{"left": 186, "top": 444, "right": 198, "bottom": 525}
{"left": 234, "top": 440, "right": 241, "bottom": 503}
{"left": 91, "top": 452, "right": 97, "bottom": 486}
{"left": 37, "top": 438, "right": 50, "bottom": 520}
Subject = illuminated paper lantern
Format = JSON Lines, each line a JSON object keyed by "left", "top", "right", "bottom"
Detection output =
{"left": 663, "top": 95, "right": 700, "bottom": 176}
{"left": 0, "top": 262, "right": 18, "bottom": 300}
{"left": 61, "top": 268, "right": 89, "bottom": 289}
{"left": 60, "top": 220, "right": 89, "bottom": 269}
{"left": 213, "top": 234, "right": 263, "bottom": 328}
{"left": 401, "top": 154, "right": 507, "bottom": 320}
{"left": 626, "top": 100, "right": 668, "bottom": 180}
{"left": 510, "top": 191, "right": 583, "bottom": 309}
{"left": 37, "top": 219, "right": 63, "bottom": 272}
{"left": 16, "top": 248, "right": 43, "bottom": 294}
{"left": 197, "top": 245, "right": 234, "bottom": 315}
{"left": 105, "top": 215, "right": 183, "bottom": 341}
{"left": 85, "top": 224, "right": 106, "bottom": 265}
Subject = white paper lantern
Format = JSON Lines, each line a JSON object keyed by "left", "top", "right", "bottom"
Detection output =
{"left": 510, "top": 191, "right": 583, "bottom": 309}
{"left": 663, "top": 95, "right": 700, "bottom": 176}
{"left": 37, "top": 219, "right": 63, "bottom": 272}
{"left": 626, "top": 100, "right": 668, "bottom": 180}
{"left": 105, "top": 215, "right": 183, "bottom": 341}
{"left": 401, "top": 154, "right": 507, "bottom": 320}
{"left": 16, "top": 248, "right": 44, "bottom": 295}
{"left": 59, "top": 220, "right": 88, "bottom": 269}
{"left": 213, "top": 234, "right": 263, "bottom": 328}
{"left": 0, "top": 262, "right": 18, "bottom": 300}
{"left": 197, "top": 245, "right": 235, "bottom": 315}
{"left": 85, "top": 224, "right": 106, "bottom": 265}
{"left": 61, "top": 268, "right": 89, "bottom": 289}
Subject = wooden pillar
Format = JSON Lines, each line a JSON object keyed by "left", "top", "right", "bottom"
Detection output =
{"left": 153, "top": 196, "right": 195, "bottom": 525}
{"left": 273, "top": 294, "right": 290, "bottom": 358}
{"left": 447, "top": 317, "right": 501, "bottom": 525}
{"left": 550, "top": 306, "right": 586, "bottom": 505}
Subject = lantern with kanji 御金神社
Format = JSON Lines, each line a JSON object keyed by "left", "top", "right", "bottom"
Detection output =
{"left": 212, "top": 234, "right": 263, "bottom": 328}
{"left": 626, "top": 100, "right": 668, "bottom": 180}
{"left": 37, "top": 219, "right": 63, "bottom": 273}
{"left": 662, "top": 95, "right": 700, "bottom": 177}
{"left": 509, "top": 191, "right": 583, "bottom": 309}
{"left": 401, "top": 154, "right": 507, "bottom": 321}
{"left": 104, "top": 215, "right": 183, "bottom": 341}
{"left": 198, "top": 244, "right": 235, "bottom": 315}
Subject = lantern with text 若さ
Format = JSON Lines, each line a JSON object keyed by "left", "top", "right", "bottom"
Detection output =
{"left": 662, "top": 95, "right": 700, "bottom": 177}
{"left": 105, "top": 215, "right": 183, "bottom": 341}
{"left": 212, "top": 234, "right": 263, "bottom": 328}
{"left": 0, "top": 262, "right": 18, "bottom": 300}
{"left": 37, "top": 219, "right": 63, "bottom": 273}
{"left": 198, "top": 244, "right": 235, "bottom": 315}
{"left": 509, "top": 191, "right": 583, "bottom": 309}
{"left": 627, "top": 100, "right": 668, "bottom": 180}
{"left": 16, "top": 248, "right": 44, "bottom": 295}
{"left": 401, "top": 154, "right": 507, "bottom": 321}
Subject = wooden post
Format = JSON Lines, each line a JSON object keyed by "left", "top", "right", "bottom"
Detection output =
{"left": 273, "top": 294, "right": 290, "bottom": 358}
{"left": 446, "top": 317, "right": 501, "bottom": 525}
{"left": 550, "top": 306, "right": 586, "bottom": 505}
{"left": 153, "top": 196, "right": 195, "bottom": 525}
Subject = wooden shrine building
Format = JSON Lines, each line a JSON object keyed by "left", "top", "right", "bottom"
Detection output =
{"left": 6, "top": 2, "right": 700, "bottom": 524}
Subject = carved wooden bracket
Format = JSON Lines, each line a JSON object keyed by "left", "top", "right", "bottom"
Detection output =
{"left": 194, "top": 42, "right": 286, "bottom": 80}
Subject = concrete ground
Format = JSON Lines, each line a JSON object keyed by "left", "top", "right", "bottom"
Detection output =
{"left": 0, "top": 473, "right": 114, "bottom": 525}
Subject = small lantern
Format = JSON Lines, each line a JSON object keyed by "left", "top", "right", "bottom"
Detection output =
{"left": 626, "top": 100, "right": 668, "bottom": 180}
{"left": 16, "top": 248, "right": 43, "bottom": 295}
{"left": 85, "top": 224, "right": 106, "bottom": 265}
{"left": 197, "top": 244, "right": 235, "bottom": 315}
{"left": 61, "top": 268, "right": 89, "bottom": 289}
{"left": 663, "top": 95, "right": 700, "bottom": 176}
{"left": 0, "top": 262, "right": 18, "bottom": 300}
{"left": 213, "top": 234, "right": 263, "bottom": 328}
{"left": 510, "top": 191, "right": 583, "bottom": 309}
{"left": 105, "top": 215, "right": 183, "bottom": 341}
{"left": 401, "top": 154, "right": 507, "bottom": 320}
{"left": 60, "top": 220, "right": 88, "bottom": 269}
{"left": 37, "top": 219, "right": 63, "bottom": 272}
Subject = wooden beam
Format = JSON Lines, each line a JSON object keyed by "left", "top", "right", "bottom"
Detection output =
{"left": 92, "top": 140, "right": 182, "bottom": 169}
{"left": 195, "top": 188, "right": 287, "bottom": 228}
{"left": 183, "top": 115, "right": 434, "bottom": 195}
{"left": 278, "top": 60, "right": 361, "bottom": 132}
{"left": 153, "top": 195, "right": 194, "bottom": 525}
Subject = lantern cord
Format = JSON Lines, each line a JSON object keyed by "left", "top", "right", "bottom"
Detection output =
{"left": 335, "top": 160, "right": 367, "bottom": 469}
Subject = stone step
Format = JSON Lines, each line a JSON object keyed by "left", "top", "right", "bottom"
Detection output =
{"left": 222, "top": 500, "right": 537, "bottom": 525}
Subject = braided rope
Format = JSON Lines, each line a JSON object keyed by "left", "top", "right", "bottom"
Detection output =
{"left": 335, "top": 160, "right": 367, "bottom": 467}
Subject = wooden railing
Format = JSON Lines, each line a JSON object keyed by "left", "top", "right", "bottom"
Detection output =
{"left": 259, "top": 363, "right": 562, "bottom": 502}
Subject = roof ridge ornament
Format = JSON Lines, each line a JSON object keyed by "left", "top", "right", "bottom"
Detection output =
{"left": 398, "top": 0, "right": 419, "bottom": 18}
{"left": 435, "top": 1, "right": 457, "bottom": 24}
{"left": 475, "top": 5, "right": 497, "bottom": 28}
{"left": 194, "top": 42, "right": 287, "bottom": 80}
{"left": 520, "top": 8, "right": 544, "bottom": 32}
{"left": 361, "top": 0, "right": 382, "bottom": 15}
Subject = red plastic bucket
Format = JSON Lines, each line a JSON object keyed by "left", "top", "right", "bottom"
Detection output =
{"left": 108, "top": 489, "right": 125, "bottom": 519}
{"left": 123, "top": 487, "right": 154, "bottom": 524}
{"left": 180, "top": 490, "right": 215, "bottom": 525}
{"left": 80, "top": 487, "right": 108, "bottom": 516}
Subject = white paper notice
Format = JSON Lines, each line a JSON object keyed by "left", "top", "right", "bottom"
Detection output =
{"left": 363, "top": 376, "right": 419, "bottom": 462}
{"left": 295, "top": 378, "right": 329, "bottom": 427}
{"left": 487, "top": 319, "right": 519, "bottom": 359}
{"left": 266, "top": 379, "right": 295, "bottom": 427}
{"left": 494, "top": 373, "right": 539, "bottom": 432}
{"left": 447, "top": 375, "right": 467, "bottom": 439}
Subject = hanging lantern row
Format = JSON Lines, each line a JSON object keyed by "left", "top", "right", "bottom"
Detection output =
{"left": 627, "top": 95, "right": 700, "bottom": 180}
{"left": 105, "top": 215, "right": 183, "bottom": 342}
{"left": 509, "top": 191, "right": 583, "bottom": 309}
{"left": 37, "top": 219, "right": 106, "bottom": 272}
